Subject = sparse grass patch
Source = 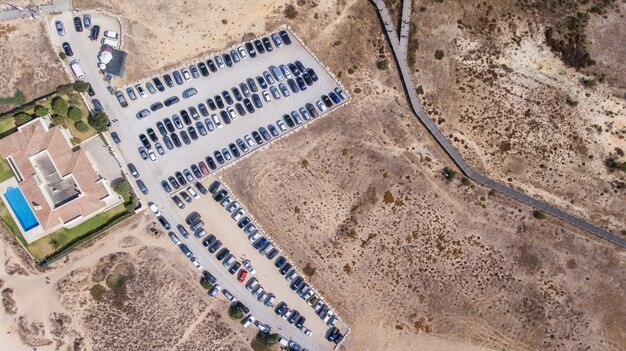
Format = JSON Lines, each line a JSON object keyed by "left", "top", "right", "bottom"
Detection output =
{"left": 303, "top": 263, "right": 316, "bottom": 277}
{"left": 0, "top": 90, "right": 25, "bottom": 106}
{"left": 383, "top": 190, "right": 395, "bottom": 204}
{"left": 90, "top": 284, "right": 106, "bottom": 302}
{"left": 408, "top": 23, "right": 419, "bottom": 68}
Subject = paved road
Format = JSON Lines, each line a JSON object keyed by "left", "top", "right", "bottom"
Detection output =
{"left": 371, "top": 0, "right": 626, "bottom": 249}
{"left": 48, "top": 13, "right": 336, "bottom": 350}
{"left": 0, "top": 0, "right": 71, "bottom": 21}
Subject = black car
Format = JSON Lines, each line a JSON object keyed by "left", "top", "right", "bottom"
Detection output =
{"left": 216, "top": 248, "right": 230, "bottom": 260}
{"left": 191, "top": 164, "right": 202, "bottom": 178}
{"left": 283, "top": 114, "right": 295, "bottom": 128}
{"left": 214, "top": 151, "right": 224, "bottom": 164}
{"left": 223, "top": 53, "right": 233, "bottom": 67}
{"left": 195, "top": 182, "right": 208, "bottom": 194}
{"left": 275, "top": 302, "right": 288, "bottom": 316}
{"left": 206, "top": 98, "right": 217, "bottom": 110}
{"left": 198, "top": 103, "right": 209, "bottom": 117}
{"left": 153, "top": 77, "right": 165, "bottom": 91}
{"left": 163, "top": 118, "right": 175, "bottom": 132}
{"left": 220, "top": 110, "right": 231, "bottom": 124}
{"left": 254, "top": 39, "right": 265, "bottom": 54}
{"left": 146, "top": 128, "right": 158, "bottom": 142}
{"left": 275, "top": 256, "right": 286, "bottom": 268}
{"left": 287, "top": 78, "right": 299, "bottom": 93}
{"left": 251, "top": 94, "right": 262, "bottom": 108}
{"left": 198, "top": 62, "right": 209, "bottom": 76}
{"left": 206, "top": 59, "right": 217, "bottom": 72}
{"left": 267, "top": 248, "right": 279, "bottom": 260}
{"left": 268, "top": 124, "right": 279, "bottom": 137}
{"left": 73, "top": 16, "right": 83, "bottom": 32}
{"left": 189, "top": 106, "right": 200, "bottom": 120}
{"left": 175, "top": 171, "right": 187, "bottom": 186}
{"left": 296, "top": 76, "right": 307, "bottom": 90}
{"left": 150, "top": 102, "right": 164, "bottom": 112}
{"left": 205, "top": 156, "right": 217, "bottom": 170}
{"left": 229, "top": 143, "right": 240, "bottom": 158}
{"left": 280, "top": 263, "right": 292, "bottom": 275}
{"left": 208, "top": 240, "right": 222, "bottom": 253}
{"left": 164, "top": 96, "right": 180, "bottom": 106}
{"left": 163, "top": 135, "right": 174, "bottom": 149}
{"left": 237, "top": 139, "right": 248, "bottom": 153}
{"left": 322, "top": 95, "right": 333, "bottom": 108}
{"left": 238, "top": 217, "right": 250, "bottom": 229}
{"left": 163, "top": 74, "right": 174, "bottom": 87}
{"left": 243, "top": 99, "right": 255, "bottom": 114}
{"left": 89, "top": 25, "right": 100, "bottom": 40}
{"left": 279, "top": 30, "right": 292, "bottom": 45}
{"left": 168, "top": 176, "right": 180, "bottom": 189}
{"left": 245, "top": 42, "right": 256, "bottom": 57}
{"left": 209, "top": 180, "right": 221, "bottom": 194}
{"left": 259, "top": 127, "right": 271, "bottom": 141}
{"left": 262, "top": 37, "right": 273, "bottom": 52}
{"left": 228, "top": 261, "right": 241, "bottom": 274}
{"left": 252, "top": 131, "right": 263, "bottom": 144}
{"left": 288, "top": 311, "right": 300, "bottom": 324}
{"left": 236, "top": 301, "right": 250, "bottom": 314}
{"left": 156, "top": 121, "right": 167, "bottom": 135}
{"left": 170, "top": 133, "right": 182, "bottom": 147}
{"left": 222, "top": 91, "right": 233, "bottom": 105}
{"left": 240, "top": 82, "right": 251, "bottom": 97}
{"left": 256, "top": 76, "right": 267, "bottom": 89}
{"left": 172, "top": 196, "right": 184, "bottom": 209}
{"left": 180, "top": 110, "right": 192, "bottom": 125}
{"left": 306, "top": 103, "right": 319, "bottom": 118}
{"left": 231, "top": 87, "right": 243, "bottom": 101}
{"left": 87, "top": 84, "right": 95, "bottom": 96}
{"left": 247, "top": 78, "right": 258, "bottom": 93}
{"left": 180, "top": 131, "right": 191, "bottom": 145}
{"left": 294, "top": 60, "right": 306, "bottom": 73}
{"left": 139, "top": 134, "right": 151, "bottom": 148}
{"left": 161, "top": 180, "right": 172, "bottom": 193}
{"left": 202, "top": 234, "right": 216, "bottom": 247}
{"left": 215, "top": 95, "right": 224, "bottom": 109}
{"left": 196, "top": 121, "right": 207, "bottom": 135}
{"left": 188, "top": 126, "right": 198, "bottom": 140}
{"left": 172, "top": 70, "right": 183, "bottom": 85}
{"left": 158, "top": 217, "right": 170, "bottom": 229}
{"left": 302, "top": 72, "right": 314, "bottom": 86}
{"left": 213, "top": 189, "right": 228, "bottom": 202}
{"left": 235, "top": 103, "right": 246, "bottom": 116}
{"left": 288, "top": 63, "right": 301, "bottom": 76}
{"left": 186, "top": 212, "right": 201, "bottom": 225}
{"left": 62, "top": 42, "right": 73, "bottom": 56}
{"left": 307, "top": 68, "right": 318, "bottom": 81}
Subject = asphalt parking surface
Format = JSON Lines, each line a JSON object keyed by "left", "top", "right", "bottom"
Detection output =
{"left": 48, "top": 15, "right": 349, "bottom": 350}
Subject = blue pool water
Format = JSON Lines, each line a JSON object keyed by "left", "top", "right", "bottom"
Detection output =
{"left": 4, "top": 186, "right": 39, "bottom": 232}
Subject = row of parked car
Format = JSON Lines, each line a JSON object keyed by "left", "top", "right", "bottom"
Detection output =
{"left": 117, "top": 30, "right": 293, "bottom": 110}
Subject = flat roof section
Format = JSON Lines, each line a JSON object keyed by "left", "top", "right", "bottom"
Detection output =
{"left": 31, "top": 151, "right": 80, "bottom": 208}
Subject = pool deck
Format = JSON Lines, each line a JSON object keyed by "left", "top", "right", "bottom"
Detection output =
{"left": 0, "top": 178, "right": 45, "bottom": 243}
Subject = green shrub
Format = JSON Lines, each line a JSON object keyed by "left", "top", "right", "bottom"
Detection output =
{"left": 0, "top": 90, "right": 25, "bottom": 105}
{"left": 442, "top": 167, "right": 456, "bottom": 181}
{"left": 88, "top": 112, "right": 109, "bottom": 132}
{"left": 51, "top": 114, "right": 65, "bottom": 126}
{"left": 532, "top": 210, "right": 546, "bottom": 219}
{"left": 67, "top": 106, "right": 83, "bottom": 121}
{"left": 72, "top": 81, "right": 90, "bottom": 92}
{"left": 200, "top": 277, "right": 214, "bottom": 290}
{"left": 14, "top": 113, "right": 32, "bottom": 125}
{"left": 377, "top": 59, "right": 390, "bottom": 70}
{"left": 228, "top": 304, "right": 244, "bottom": 320}
{"left": 74, "top": 120, "right": 89, "bottom": 132}
{"left": 59, "top": 52, "right": 66, "bottom": 60}
{"left": 51, "top": 97, "right": 69, "bottom": 116}
{"left": 34, "top": 105, "right": 49, "bottom": 117}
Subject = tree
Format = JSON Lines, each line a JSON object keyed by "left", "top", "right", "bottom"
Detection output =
{"left": 56, "top": 84, "right": 74, "bottom": 95}
{"left": 228, "top": 305, "right": 244, "bottom": 320}
{"left": 67, "top": 106, "right": 83, "bottom": 121}
{"left": 88, "top": 112, "right": 109, "bottom": 132}
{"left": 74, "top": 120, "right": 89, "bottom": 132}
{"left": 255, "top": 332, "right": 279, "bottom": 345}
{"left": 72, "top": 81, "right": 90, "bottom": 93}
{"left": 51, "top": 114, "right": 65, "bottom": 126}
{"left": 442, "top": 167, "right": 456, "bottom": 181}
{"left": 51, "top": 97, "right": 69, "bottom": 116}
{"left": 200, "top": 277, "right": 213, "bottom": 290}
{"left": 111, "top": 178, "right": 131, "bottom": 197}
{"left": 34, "top": 105, "right": 49, "bottom": 117}
{"left": 284, "top": 4, "right": 298, "bottom": 19}
{"left": 59, "top": 52, "right": 66, "bottom": 60}
{"left": 377, "top": 59, "right": 389, "bottom": 70}
{"left": 14, "top": 113, "right": 32, "bottom": 125}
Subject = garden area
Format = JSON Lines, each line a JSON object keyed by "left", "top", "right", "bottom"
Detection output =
{"left": 0, "top": 82, "right": 109, "bottom": 143}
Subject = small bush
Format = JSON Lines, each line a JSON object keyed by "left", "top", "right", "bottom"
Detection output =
{"left": 74, "top": 120, "right": 89, "bottom": 132}
{"left": 377, "top": 59, "right": 390, "bottom": 70}
{"left": 200, "top": 277, "right": 213, "bottom": 290}
{"left": 51, "top": 97, "right": 69, "bottom": 116}
{"left": 532, "top": 210, "right": 546, "bottom": 219}
{"left": 14, "top": 113, "right": 32, "bottom": 125}
{"left": 383, "top": 190, "right": 395, "bottom": 204}
{"left": 59, "top": 52, "right": 66, "bottom": 60}
{"left": 303, "top": 263, "right": 316, "bottom": 277}
{"left": 111, "top": 178, "right": 132, "bottom": 198}
{"left": 460, "top": 177, "right": 471, "bottom": 186}
{"left": 34, "top": 105, "right": 49, "bottom": 117}
{"left": 67, "top": 106, "right": 83, "bottom": 121}
{"left": 285, "top": 4, "right": 298, "bottom": 19}
{"left": 228, "top": 304, "right": 244, "bottom": 320}
{"left": 442, "top": 167, "right": 456, "bottom": 181}
{"left": 90, "top": 284, "right": 106, "bottom": 302}
{"left": 434, "top": 49, "right": 445, "bottom": 60}
{"left": 51, "top": 114, "right": 65, "bottom": 126}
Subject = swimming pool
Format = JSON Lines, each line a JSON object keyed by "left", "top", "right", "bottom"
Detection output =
{"left": 4, "top": 186, "right": 39, "bottom": 232}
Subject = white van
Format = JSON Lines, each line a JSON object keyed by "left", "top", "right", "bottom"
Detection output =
{"left": 101, "top": 38, "right": 119, "bottom": 48}
{"left": 103, "top": 30, "right": 119, "bottom": 39}
{"left": 69, "top": 60, "right": 85, "bottom": 79}
{"left": 241, "top": 314, "right": 255, "bottom": 328}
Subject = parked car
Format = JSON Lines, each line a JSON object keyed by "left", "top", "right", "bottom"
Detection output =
{"left": 55, "top": 20, "right": 66, "bottom": 36}
{"left": 62, "top": 42, "right": 73, "bottom": 56}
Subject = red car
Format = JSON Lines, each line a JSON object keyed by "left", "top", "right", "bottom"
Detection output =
{"left": 198, "top": 161, "right": 209, "bottom": 175}
{"left": 238, "top": 270, "right": 248, "bottom": 283}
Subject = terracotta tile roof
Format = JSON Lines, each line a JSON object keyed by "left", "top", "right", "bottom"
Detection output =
{"left": 0, "top": 120, "right": 111, "bottom": 232}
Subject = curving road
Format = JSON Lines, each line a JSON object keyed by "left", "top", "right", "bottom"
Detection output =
{"left": 371, "top": 0, "right": 626, "bottom": 248}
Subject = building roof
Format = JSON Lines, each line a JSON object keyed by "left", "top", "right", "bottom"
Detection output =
{"left": 0, "top": 119, "right": 110, "bottom": 232}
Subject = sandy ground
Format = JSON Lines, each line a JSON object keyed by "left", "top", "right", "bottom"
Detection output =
{"left": 409, "top": 0, "right": 626, "bottom": 234}
{"left": 0, "top": 19, "right": 68, "bottom": 113}
{"left": 0, "top": 213, "right": 253, "bottom": 350}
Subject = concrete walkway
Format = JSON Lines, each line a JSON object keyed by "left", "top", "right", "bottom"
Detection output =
{"left": 371, "top": 0, "right": 626, "bottom": 248}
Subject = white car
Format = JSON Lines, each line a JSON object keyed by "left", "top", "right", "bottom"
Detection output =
{"left": 238, "top": 46, "right": 247, "bottom": 58}
{"left": 262, "top": 91, "right": 271, "bottom": 102}
{"left": 232, "top": 209, "right": 246, "bottom": 221}
{"left": 211, "top": 114, "right": 223, "bottom": 128}
{"left": 226, "top": 201, "right": 240, "bottom": 214}
{"left": 244, "top": 134, "right": 255, "bottom": 147}
{"left": 149, "top": 203, "right": 161, "bottom": 216}
{"left": 242, "top": 259, "right": 256, "bottom": 274}
{"left": 136, "top": 84, "right": 147, "bottom": 98}
{"left": 300, "top": 326, "right": 312, "bottom": 336}
{"left": 255, "top": 321, "right": 270, "bottom": 333}
{"left": 276, "top": 120, "right": 287, "bottom": 131}
{"left": 187, "top": 186, "right": 200, "bottom": 199}
{"left": 249, "top": 232, "right": 261, "bottom": 242}
{"left": 227, "top": 107, "right": 237, "bottom": 119}
{"left": 182, "top": 68, "right": 191, "bottom": 80}
{"left": 317, "top": 100, "right": 327, "bottom": 112}
{"left": 148, "top": 148, "right": 157, "bottom": 161}
{"left": 192, "top": 259, "right": 203, "bottom": 270}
